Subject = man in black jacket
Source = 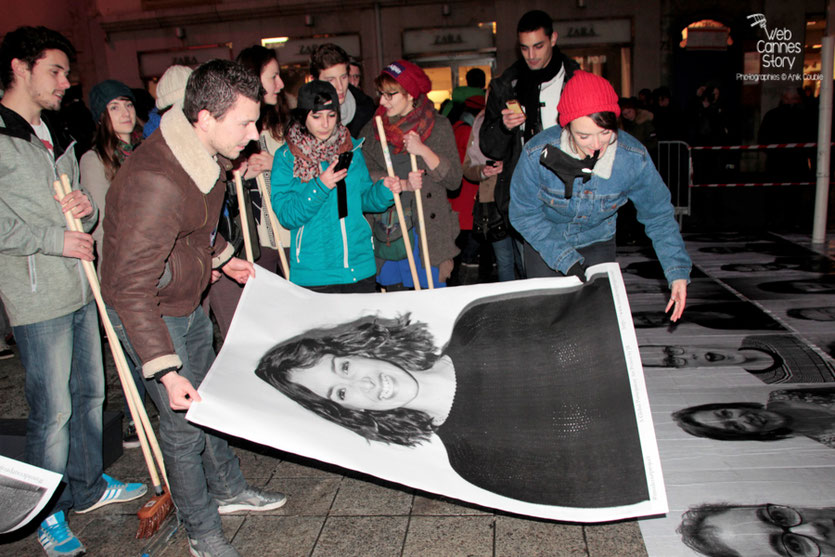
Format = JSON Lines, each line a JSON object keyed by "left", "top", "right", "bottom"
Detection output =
{"left": 310, "top": 43, "right": 375, "bottom": 138}
{"left": 480, "top": 10, "right": 579, "bottom": 276}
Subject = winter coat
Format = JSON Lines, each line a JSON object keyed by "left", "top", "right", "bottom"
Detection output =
{"left": 479, "top": 55, "right": 579, "bottom": 220}
{"left": 101, "top": 107, "right": 234, "bottom": 378}
{"left": 359, "top": 112, "right": 463, "bottom": 265}
{"left": 0, "top": 104, "right": 97, "bottom": 326}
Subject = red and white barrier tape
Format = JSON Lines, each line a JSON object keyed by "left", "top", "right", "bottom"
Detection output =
{"left": 691, "top": 181, "right": 818, "bottom": 188}
{"left": 690, "top": 143, "right": 827, "bottom": 151}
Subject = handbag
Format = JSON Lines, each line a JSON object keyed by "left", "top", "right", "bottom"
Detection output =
{"left": 217, "top": 176, "right": 261, "bottom": 261}
{"left": 472, "top": 201, "right": 508, "bottom": 243}
{"left": 371, "top": 205, "right": 414, "bottom": 261}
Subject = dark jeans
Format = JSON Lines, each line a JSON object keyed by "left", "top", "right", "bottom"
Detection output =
{"left": 524, "top": 237, "right": 617, "bottom": 278}
{"left": 106, "top": 305, "right": 246, "bottom": 538}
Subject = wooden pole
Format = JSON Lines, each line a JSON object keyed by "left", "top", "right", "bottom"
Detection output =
{"left": 233, "top": 171, "right": 255, "bottom": 263}
{"left": 255, "top": 173, "right": 291, "bottom": 280}
{"left": 55, "top": 176, "right": 167, "bottom": 491}
{"left": 410, "top": 154, "right": 434, "bottom": 289}
{"left": 374, "top": 116, "right": 421, "bottom": 290}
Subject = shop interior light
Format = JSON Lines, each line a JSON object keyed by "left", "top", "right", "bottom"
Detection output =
{"left": 262, "top": 37, "right": 289, "bottom": 48}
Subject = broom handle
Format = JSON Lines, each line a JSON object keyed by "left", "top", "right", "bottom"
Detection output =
{"left": 410, "top": 154, "right": 433, "bottom": 289}
{"left": 56, "top": 176, "right": 168, "bottom": 490}
{"left": 233, "top": 171, "right": 254, "bottom": 264}
{"left": 255, "top": 173, "right": 291, "bottom": 280}
{"left": 374, "top": 116, "right": 421, "bottom": 290}
{"left": 56, "top": 176, "right": 165, "bottom": 488}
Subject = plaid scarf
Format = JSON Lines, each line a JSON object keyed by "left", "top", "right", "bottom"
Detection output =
{"left": 373, "top": 95, "right": 436, "bottom": 154}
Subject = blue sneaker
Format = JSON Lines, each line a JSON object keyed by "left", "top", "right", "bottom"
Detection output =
{"left": 75, "top": 474, "right": 147, "bottom": 514}
{"left": 37, "top": 511, "right": 85, "bottom": 557}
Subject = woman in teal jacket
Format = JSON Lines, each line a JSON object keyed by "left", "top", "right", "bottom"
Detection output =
{"left": 271, "top": 81, "right": 416, "bottom": 292}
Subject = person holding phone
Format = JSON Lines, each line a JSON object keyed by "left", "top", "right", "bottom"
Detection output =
{"left": 270, "top": 81, "right": 414, "bottom": 292}
{"left": 480, "top": 10, "right": 580, "bottom": 279}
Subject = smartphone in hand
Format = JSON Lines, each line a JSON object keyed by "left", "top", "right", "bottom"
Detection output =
{"left": 334, "top": 151, "right": 353, "bottom": 172}
{"left": 333, "top": 151, "right": 353, "bottom": 219}
{"left": 505, "top": 100, "right": 524, "bottom": 114}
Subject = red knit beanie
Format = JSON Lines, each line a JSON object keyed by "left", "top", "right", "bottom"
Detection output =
{"left": 382, "top": 60, "right": 432, "bottom": 99}
{"left": 557, "top": 71, "right": 621, "bottom": 127}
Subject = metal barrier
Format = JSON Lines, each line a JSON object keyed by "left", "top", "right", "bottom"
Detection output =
{"left": 656, "top": 141, "right": 692, "bottom": 224}
{"left": 656, "top": 141, "right": 827, "bottom": 224}
{"left": 688, "top": 142, "right": 821, "bottom": 188}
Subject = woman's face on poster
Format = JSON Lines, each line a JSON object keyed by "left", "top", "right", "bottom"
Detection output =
{"left": 689, "top": 407, "right": 789, "bottom": 435}
{"left": 640, "top": 346, "right": 748, "bottom": 368}
{"left": 288, "top": 355, "right": 419, "bottom": 411}
{"left": 785, "top": 281, "right": 835, "bottom": 294}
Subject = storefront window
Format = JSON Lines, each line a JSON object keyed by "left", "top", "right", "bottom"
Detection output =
{"left": 803, "top": 18, "right": 824, "bottom": 96}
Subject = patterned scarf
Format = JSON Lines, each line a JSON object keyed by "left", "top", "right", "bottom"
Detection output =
{"left": 285, "top": 121, "right": 353, "bottom": 181}
{"left": 114, "top": 129, "right": 142, "bottom": 168}
{"left": 373, "top": 95, "right": 436, "bottom": 154}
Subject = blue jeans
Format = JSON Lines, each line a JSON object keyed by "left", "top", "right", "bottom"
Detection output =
{"left": 491, "top": 236, "right": 516, "bottom": 282}
{"left": 14, "top": 302, "right": 106, "bottom": 515}
{"left": 106, "top": 305, "right": 246, "bottom": 538}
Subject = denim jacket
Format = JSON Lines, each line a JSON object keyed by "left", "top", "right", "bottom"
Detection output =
{"left": 509, "top": 126, "right": 691, "bottom": 285}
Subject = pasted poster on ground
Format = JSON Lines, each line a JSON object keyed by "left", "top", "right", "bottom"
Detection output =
{"left": 188, "top": 263, "right": 665, "bottom": 522}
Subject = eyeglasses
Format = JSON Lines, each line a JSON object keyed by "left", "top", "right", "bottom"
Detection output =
{"left": 376, "top": 90, "right": 400, "bottom": 100}
{"left": 763, "top": 505, "right": 821, "bottom": 557}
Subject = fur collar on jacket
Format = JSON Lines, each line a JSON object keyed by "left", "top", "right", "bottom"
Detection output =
{"left": 159, "top": 107, "right": 226, "bottom": 194}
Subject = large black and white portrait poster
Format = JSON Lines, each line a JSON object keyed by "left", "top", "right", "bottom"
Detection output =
{"left": 187, "top": 263, "right": 667, "bottom": 522}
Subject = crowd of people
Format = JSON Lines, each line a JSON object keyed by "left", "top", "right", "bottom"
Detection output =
{"left": 0, "top": 10, "right": 692, "bottom": 557}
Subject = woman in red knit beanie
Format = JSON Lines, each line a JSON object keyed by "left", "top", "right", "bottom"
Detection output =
{"left": 509, "top": 70, "right": 691, "bottom": 321}
{"left": 360, "top": 60, "right": 463, "bottom": 289}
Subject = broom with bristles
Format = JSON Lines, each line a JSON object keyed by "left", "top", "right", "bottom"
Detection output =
{"left": 54, "top": 175, "right": 173, "bottom": 538}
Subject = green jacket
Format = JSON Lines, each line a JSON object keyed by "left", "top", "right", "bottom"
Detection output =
{"left": 0, "top": 104, "right": 97, "bottom": 326}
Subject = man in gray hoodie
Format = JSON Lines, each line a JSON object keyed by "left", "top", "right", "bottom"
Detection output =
{"left": 0, "top": 26, "right": 146, "bottom": 557}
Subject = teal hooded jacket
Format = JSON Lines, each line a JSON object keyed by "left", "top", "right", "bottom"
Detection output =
{"left": 271, "top": 136, "right": 393, "bottom": 286}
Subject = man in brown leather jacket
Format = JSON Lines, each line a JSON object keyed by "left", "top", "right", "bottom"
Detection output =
{"left": 101, "top": 60, "right": 287, "bottom": 557}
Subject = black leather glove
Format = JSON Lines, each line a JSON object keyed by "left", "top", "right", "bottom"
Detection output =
{"left": 565, "top": 261, "right": 587, "bottom": 283}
